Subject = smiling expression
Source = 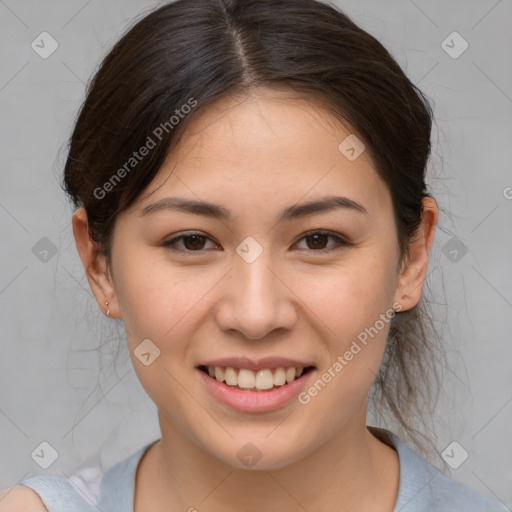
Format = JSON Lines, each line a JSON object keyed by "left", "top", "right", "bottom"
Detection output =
{"left": 83, "top": 87, "right": 425, "bottom": 469}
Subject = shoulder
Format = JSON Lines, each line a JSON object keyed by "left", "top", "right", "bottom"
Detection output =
{"left": 0, "top": 442, "right": 156, "bottom": 512}
{"left": 368, "top": 426, "right": 509, "bottom": 512}
{"left": 0, "top": 486, "right": 48, "bottom": 512}
{"left": 419, "top": 468, "right": 508, "bottom": 511}
{"left": 12, "top": 470, "right": 103, "bottom": 512}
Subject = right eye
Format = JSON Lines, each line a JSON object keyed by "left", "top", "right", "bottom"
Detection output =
{"left": 161, "top": 232, "right": 221, "bottom": 254}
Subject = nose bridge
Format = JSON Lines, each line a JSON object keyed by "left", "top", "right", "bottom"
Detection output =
{"left": 216, "top": 241, "right": 296, "bottom": 339}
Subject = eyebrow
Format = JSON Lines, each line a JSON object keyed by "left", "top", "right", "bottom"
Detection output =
{"left": 139, "top": 195, "right": 368, "bottom": 221}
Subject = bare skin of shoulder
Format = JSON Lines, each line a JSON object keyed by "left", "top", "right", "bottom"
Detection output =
{"left": 0, "top": 486, "right": 48, "bottom": 512}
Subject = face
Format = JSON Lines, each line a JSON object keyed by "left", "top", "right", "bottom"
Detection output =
{"left": 75, "top": 88, "right": 435, "bottom": 470}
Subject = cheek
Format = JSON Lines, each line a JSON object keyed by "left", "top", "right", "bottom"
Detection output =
{"left": 112, "top": 247, "right": 223, "bottom": 347}
{"left": 294, "top": 251, "right": 398, "bottom": 411}
{"left": 114, "top": 240, "right": 397, "bottom": 350}
{"left": 292, "top": 259, "right": 396, "bottom": 429}
{"left": 297, "top": 253, "right": 397, "bottom": 338}
{"left": 111, "top": 250, "right": 212, "bottom": 411}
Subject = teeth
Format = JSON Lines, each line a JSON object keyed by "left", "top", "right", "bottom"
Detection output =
{"left": 255, "top": 369, "right": 274, "bottom": 390}
{"left": 205, "top": 365, "right": 309, "bottom": 390}
{"left": 224, "top": 367, "right": 238, "bottom": 386}
{"left": 285, "top": 367, "right": 296, "bottom": 383}
{"left": 273, "top": 367, "right": 286, "bottom": 386}
{"left": 215, "top": 366, "right": 224, "bottom": 382}
{"left": 238, "top": 369, "right": 255, "bottom": 389}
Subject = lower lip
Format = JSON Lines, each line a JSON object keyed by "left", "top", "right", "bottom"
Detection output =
{"left": 197, "top": 368, "right": 315, "bottom": 413}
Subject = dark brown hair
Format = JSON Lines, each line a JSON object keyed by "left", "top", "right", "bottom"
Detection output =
{"left": 63, "top": 0, "right": 445, "bottom": 461}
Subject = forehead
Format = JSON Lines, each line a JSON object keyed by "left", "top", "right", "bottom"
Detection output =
{"left": 137, "top": 88, "right": 392, "bottom": 220}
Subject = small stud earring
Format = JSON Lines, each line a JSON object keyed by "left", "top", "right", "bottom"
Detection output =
{"left": 105, "top": 301, "right": 110, "bottom": 317}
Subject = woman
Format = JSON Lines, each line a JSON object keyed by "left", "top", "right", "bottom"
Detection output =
{"left": 2, "top": 0, "right": 507, "bottom": 510}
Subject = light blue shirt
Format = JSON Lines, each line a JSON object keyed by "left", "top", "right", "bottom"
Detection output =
{"left": 18, "top": 426, "right": 508, "bottom": 511}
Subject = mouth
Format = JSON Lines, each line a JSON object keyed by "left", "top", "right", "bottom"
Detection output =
{"left": 197, "top": 364, "right": 316, "bottom": 392}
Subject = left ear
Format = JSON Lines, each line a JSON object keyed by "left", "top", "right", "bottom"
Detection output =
{"left": 393, "top": 196, "right": 438, "bottom": 312}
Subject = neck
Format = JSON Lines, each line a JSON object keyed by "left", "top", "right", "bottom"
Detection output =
{"left": 134, "top": 408, "right": 399, "bottom": 512}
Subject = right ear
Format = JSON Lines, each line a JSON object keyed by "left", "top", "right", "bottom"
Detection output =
{"left": 71, "top": 207, "right": 121, "bottom": 319}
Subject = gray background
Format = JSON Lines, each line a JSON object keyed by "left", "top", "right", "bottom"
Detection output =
{"left": 0, "top": 0, "right": 511, "bottom": 507}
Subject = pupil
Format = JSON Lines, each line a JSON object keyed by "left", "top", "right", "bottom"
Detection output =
{"left": 184, "top": 235, "right": 204, "bottom": 250}
{"left": 308, "top": 233, "right": 327, "bottom": 249}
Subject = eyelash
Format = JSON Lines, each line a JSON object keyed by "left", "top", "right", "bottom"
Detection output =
{"left": 161, "top": 230, "right": 350, "bottom": 255}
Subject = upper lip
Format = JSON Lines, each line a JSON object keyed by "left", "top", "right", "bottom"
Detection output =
{"left": 198, "top": 356, "right": 315, "bottom": 371}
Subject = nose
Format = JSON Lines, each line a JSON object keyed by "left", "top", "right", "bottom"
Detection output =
{"left": 214, "top": 251, "right": 298, "bottom": 340}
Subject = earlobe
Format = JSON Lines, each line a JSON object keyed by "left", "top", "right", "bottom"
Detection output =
{"left": 393, "top": 197, "right": 438, "bottom": 311}
{"left": 71, "top": 207, "right": 121, "bottom": 318}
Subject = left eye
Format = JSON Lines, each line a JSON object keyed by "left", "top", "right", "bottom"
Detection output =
{"left": 294, "top": 230, "right": 348, "bottom": 252}
{"left": 162, "top": 232, "right": 219, "bottom": 252}
{"left": 162, "top": 230, "right": 348, "bottom": 254}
